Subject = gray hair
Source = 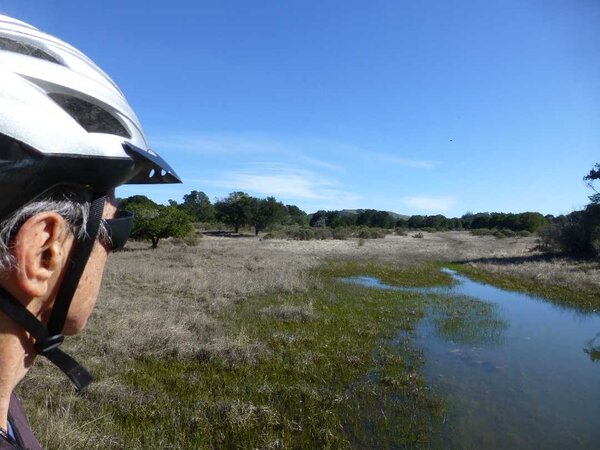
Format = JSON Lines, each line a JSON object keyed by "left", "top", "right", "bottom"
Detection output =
{"left": 0, "top": 187, "right": 106, "bottom": 271}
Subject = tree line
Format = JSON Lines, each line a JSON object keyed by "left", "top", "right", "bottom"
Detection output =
{"left": 118, "top": 191, "right": 309, "bottom": 247}
{"left": 119, "top": 188, "right": 557, "bottom": 248}
{"left": 309, "top": 209, "right": 398, "bottom": 229}
{"left": 309, "top": 209, "right": 548, "bottom": 233}
{"left": 405, "top": 211, "right": 548, "bottom": 233}
{"left": 174, "top": 190, "right": 308, "bottom": 234}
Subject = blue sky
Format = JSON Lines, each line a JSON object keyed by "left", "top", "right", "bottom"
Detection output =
{"left": 3, "top": 1, "right": 599, "bottom": 216}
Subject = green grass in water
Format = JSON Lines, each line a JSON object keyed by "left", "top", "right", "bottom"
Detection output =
{"left": 113, "top": 281, "right": 444, "bottom": 448}
{"left": 315, "top": 260, "right": 454, "bottom": 287}
{"left": 57, "top": 262, "right": 451, "bottom": 449}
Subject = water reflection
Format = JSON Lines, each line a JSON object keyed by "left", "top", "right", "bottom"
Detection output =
{"left": 584, "top": 332, "right": 600, "bottom": 362}
{"left": 340, "top": 270, "right": 600, "bottom": 449}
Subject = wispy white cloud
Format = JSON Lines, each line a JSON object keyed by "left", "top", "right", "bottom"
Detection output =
{"left": 149, "top": 133, "right": 439, "bottom": 211}
{"left": 402, "top": 195, "right": 457, "bottom": 212}
{"left": 153, "top": 133, "right": 435, "bottom": 170}
{"left": 202, "top": 164, "right": 362, "bottom": 209}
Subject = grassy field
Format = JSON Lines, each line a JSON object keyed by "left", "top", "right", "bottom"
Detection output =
{"left": 17, "top": 232, "right": 600, "bottom": 448}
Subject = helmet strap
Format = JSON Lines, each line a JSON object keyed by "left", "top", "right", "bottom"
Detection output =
{"left": 47, "top": 193, "right": 106, "bottom": 335}
{"left": 0, "top": 193, "right": 106, "bottom": 391}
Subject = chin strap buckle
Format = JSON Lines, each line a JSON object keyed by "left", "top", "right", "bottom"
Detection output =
{"left": 34, "top": 334, "right": 93, "bottom": 391}
{"left": 34, "top": 334, "right": 65, "bottom": 355}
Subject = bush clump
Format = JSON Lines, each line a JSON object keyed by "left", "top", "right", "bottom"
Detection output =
{"left": 493, "top": 229, "right": 517, "bottom": 238}
{"left": 262, "top": 225, "right": 388, "bottom": 241}
{"left": 470, "top": 228, "right": 494, "bottom": 236}
{"left": 312, "top": 227, "right": 333, "bottom": 240}
{"left": 395, "top": 227, "right": 408, "bottom": 236}
{"left": 538, "top": 205, "right": 600, "bottom": 258}
{"left": 332, "top": 227, "right": 352, "bottom": 240}
{"left": 357, "top": 227, "right": 386, "bottom": 239}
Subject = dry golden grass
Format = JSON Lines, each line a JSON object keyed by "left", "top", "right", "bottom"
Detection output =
{"left": 463, "top": 257, "right": 600, "bottom": 291}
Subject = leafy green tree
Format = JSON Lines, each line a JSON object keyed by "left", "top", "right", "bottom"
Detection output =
{"left": 371, "top": 211, "right": 394, "bottom": 228}
{"left": 309, "top": 210, "right": 328, "bottom": 227}
{"left": 128, "top": 204, "right": 193, "bottom": 248}
{"left": 461, "top": 212, "right": 474, "bottom": 229}
{"left": 518, "top": 212, "right": 547, "bottom": 233}
{"left": 356, "top": 210, "right": 376, "bottom": 227}
{"left": 119, "top": 195, "right": 158, "bottom": 210}
{"left": 408, "top": 215, "right": 425, "bottom": 229}
{"left": 424, "top": 214, "right": 448, "bottom": 230}
{"left": 214, "top": 191, "right": 254, "bottom": 233}
{"left": 340, "top": 213, "right": 357, "bottom": 227}
{"left": 325, "top": 211, "right": 344, "bottom": 228}
{"left": 471, "top": 213, "right": 491, "bottom": 229}
{"left": 252, "top": 197, "right": 288, "bottom": 235}
{"left": 285, "top": 205, "right": 308, "bottom": 225}
{"left": 395, "top": 218, "right": 408, "bottom": 228}
{"left": 180, "top": 190, "right": 215, "bottom": 222}
{"left": 584, "top": 163, "right": 600, "bottom": 204}
{"left": 451, "top": 218, "right": 464, "bottom": 229}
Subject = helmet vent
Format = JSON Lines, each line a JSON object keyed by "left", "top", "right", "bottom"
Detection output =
{"left": 0, "top": 36, "right": 62, "bottom": 64}
{"left": 48, "top": 94, "right": 131, "bottom": 138}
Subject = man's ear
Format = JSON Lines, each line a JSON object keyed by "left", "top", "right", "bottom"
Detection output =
{"left": 11, "top": 212, "right": 73, "bottom": 298}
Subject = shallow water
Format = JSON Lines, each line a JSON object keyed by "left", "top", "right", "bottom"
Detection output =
{"left": 340, "top": 270, "right": 600, "bottom": 449}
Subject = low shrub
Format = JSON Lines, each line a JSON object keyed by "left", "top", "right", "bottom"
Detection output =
{"left": 371, "top": 229, "right": 387, "bottom": 239}
{"left": 471, "top": 228, "right": 494, "bottom": 236}
{"left": 312, "top": 227, "right": 333, "bottom": 240}
{"left": 261, "top": 225, "right": 386, "bottom": 241}
{"left": 332, "top": 227, "right": 352, "bottom": 240}
{"left": 395, "top": 227, "right": 408, "bottom": 236}
{"left": 291, "top": 228, "right": 318, "bottom": 240}
{"left": 262, "top": 227, "right": 315, "bottom": 240}
{"left": 357, "top": 227, "right": 386, "bottom": 239}
{"left": 413, "top": 232, "right": 424, "bottom": 239}
{"left": 500, "top": 229, "right": 517, "bottom": 238}
{"left": 492, "top": 229, "right": 517, "bottom": 238}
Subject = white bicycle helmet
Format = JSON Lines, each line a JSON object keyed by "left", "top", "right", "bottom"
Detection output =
{"left": 0, "top": 14, "right": 181, "bottom": 390}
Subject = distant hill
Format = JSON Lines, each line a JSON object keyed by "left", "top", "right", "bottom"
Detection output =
{"left": 338, "top": 209, "right": 410, "bottom": 221}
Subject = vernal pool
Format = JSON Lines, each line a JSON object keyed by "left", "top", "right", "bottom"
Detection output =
{"left": 341, "top": 270, "right": 600, "bottom": 449}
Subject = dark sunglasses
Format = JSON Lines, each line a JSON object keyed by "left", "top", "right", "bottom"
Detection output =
{"left": 101, "top": 210, "right": 134, "bottom": 250}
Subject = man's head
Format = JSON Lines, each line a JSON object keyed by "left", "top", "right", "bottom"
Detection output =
{"left": 0, "top": 15, "right": 181, "bottom": 390}
{"left": 0, "top": 187, "right": 117, "bottom": 334}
